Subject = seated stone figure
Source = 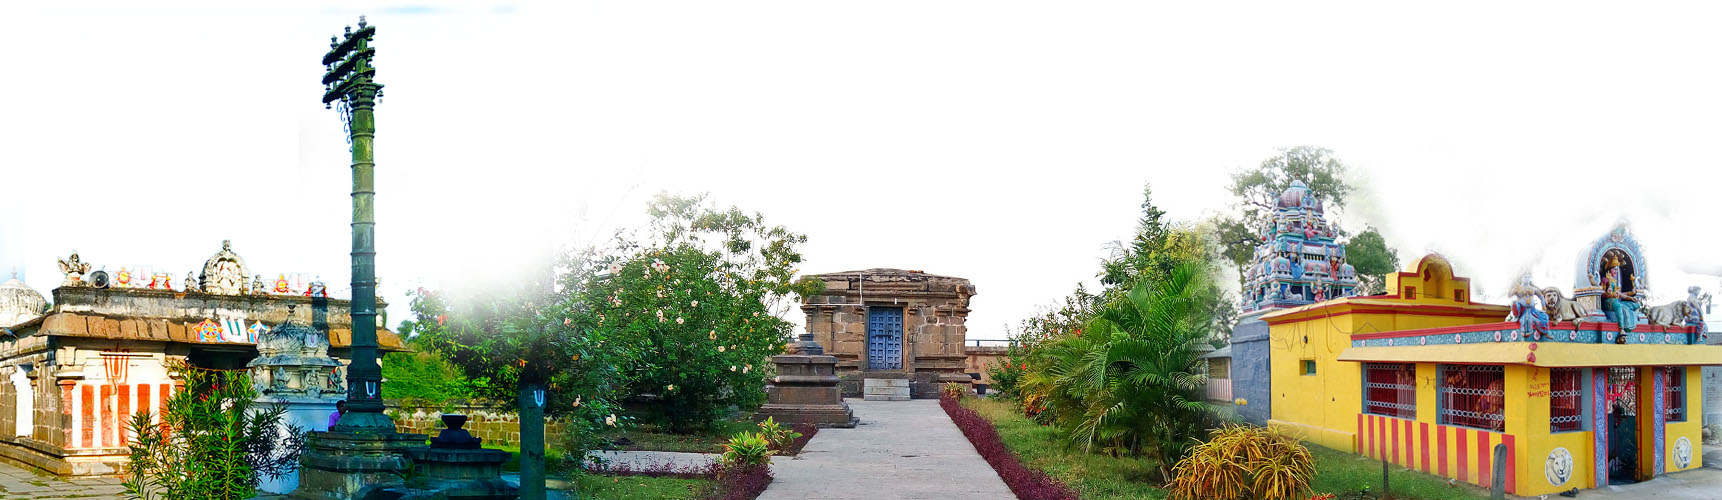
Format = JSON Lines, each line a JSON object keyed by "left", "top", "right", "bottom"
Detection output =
{"left": 1506, "top": 275, "right": 1549, "bottom": 339}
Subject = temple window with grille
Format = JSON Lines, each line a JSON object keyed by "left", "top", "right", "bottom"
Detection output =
{"left": 1550, "top": 368, "right": 1584, "bottom": 432}
{"left": 1666, "top": 367, "right": 1686, "bottom": 422}
{"left": 1363, "top": 363, "right": 1416, "bottom": 419}
{"left": 1438, "top": 364, "right": 1505, "bottom": 432}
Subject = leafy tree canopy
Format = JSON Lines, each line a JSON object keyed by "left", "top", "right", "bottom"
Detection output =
{"left": 1343, "top": 226, "right": 1400, "bottom": 295}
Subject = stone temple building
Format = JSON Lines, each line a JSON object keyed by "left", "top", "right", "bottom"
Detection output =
{"left": 800, "top": 269, "right": 976, "bottom": 399}
{"left": 0, "top": 242, "right": 405, "bottom": 475}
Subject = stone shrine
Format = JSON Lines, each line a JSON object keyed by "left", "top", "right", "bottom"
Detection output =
{"left": 0, "top": 243, "right": 406, "bottom": 476}
{"left": 800, "top": 269, "right": 976, "bottom": 399}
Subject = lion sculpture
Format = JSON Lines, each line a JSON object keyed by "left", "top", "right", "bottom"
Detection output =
{"left": 1541, "top": 287, "right": 1589, "bottom": 323}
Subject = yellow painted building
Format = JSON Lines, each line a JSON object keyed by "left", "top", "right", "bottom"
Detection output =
{"left": 1264, "top": 253, "right": 1721, "bottom": 497}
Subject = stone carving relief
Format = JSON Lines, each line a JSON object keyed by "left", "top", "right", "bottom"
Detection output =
{"left": 198, "top": 240, "right": 249, "bottom": 295}
{"left": 247, "top": 320, "right": 342, "bottom": 399}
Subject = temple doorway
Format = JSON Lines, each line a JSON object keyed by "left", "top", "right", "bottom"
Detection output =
{"left": 1607, "top": 367, "right": 1639, "bottom": 485}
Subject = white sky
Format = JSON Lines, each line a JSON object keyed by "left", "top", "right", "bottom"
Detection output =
{"left": 5, "top": 1, "right": 1722, "bottom": 338}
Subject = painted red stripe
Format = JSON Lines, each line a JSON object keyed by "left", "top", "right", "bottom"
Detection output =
{"left": 137, "top": 385, "right": 151, "bottom": 427}
{"left": 1420, "top": 423, "right": 1431, "bottom": 473}
{"left": 1438, "top": 425, "right": 1448, "bottom": 476}
{"left": 1357, "top": 414, "right": 1365, "bottom": 455}
{"left": 80, "top": 385, "right": 93, "bottom": 448}
{"left": 101, "top": 384, "right": 113, "bottom": 448}
{"left": 1457, "top": 428, "right": 1469, "bottom": 482}
{"left": 1477, "top": 432, "right": 1492, "bottom": 487}
{"left": 1503, "top": 434, "right": 1517, "bottom": 493}
{"left": 118, "top": 384, "right": 130, "bottom": 443}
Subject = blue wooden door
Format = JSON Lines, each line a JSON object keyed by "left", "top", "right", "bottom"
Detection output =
{"left": 867, "top": 307, "right": 903, "bottom": 370}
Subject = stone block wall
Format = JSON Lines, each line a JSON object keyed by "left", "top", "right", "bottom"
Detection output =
{"left": 385, "top": 403, "right": 568, "bottom": 448}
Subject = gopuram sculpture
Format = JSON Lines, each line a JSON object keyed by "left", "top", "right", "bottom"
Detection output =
{"left": 57, "top": 251, "right": 91, "bottom": 287}
{"left": 1240, "top": 181, "right": 1358, "bottom": 312}
{"left": 1541, "top": 287, "right": 1589, "bottom": 323}
{"left": 198, "top": 240, "right": 250, "bottom": 295}
{"left": 183, "top": 271, "right": 200, "bottom": 293}
{"left": 1599, "top": 251, "right": 1643, "bottom": 334}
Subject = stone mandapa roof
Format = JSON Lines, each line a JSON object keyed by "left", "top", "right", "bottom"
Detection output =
{"left": 10, "top": 286, "right": 406, "bottom": 351}
{"left": 808, "top": 268, "right": 971, "bottom": 283}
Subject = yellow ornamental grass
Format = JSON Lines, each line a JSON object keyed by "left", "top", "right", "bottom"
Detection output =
{"left": 1168, "top": 425, "right": 1314, "bottom": 500}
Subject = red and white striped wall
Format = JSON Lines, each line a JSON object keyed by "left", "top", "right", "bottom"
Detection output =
{"left": 1357, "top": 413, "right": 1517, "bottom": 492}
{"left": 66, "top": 381, "right": 173, "bottom": 449}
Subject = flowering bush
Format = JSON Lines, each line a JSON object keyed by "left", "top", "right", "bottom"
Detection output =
{"left": 940, "top": 392, "right": 1079, "bottom": 500}
{"left": 567, "top": 193, "right": 822, "bottom": 432}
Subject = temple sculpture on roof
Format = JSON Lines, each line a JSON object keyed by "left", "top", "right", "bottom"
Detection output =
{"left": 0, "top": 241, "right": 404, "bottom": 476}
{"left": 1240, "top": 180, "right": 1358, "bottom": 313}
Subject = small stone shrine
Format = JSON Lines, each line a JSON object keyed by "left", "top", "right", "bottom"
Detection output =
{"left": 249, "top": 316, "right": 346, "bottom": 495}
{"left": 756, "top": 330, "right": 857, "bottom": 428}
{"left": 800, "top": 269, "right": 976, "bottom": 399}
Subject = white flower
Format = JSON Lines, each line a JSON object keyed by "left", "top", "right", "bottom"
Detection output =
{"left": 656, "top": 290, "right": 665, "bottom": 298}
{"left": 742, "top": 365, "right": 750, "bottom": 373}
{"left": 608, "top": 263, "right": 623, "bottom": 275}
{"left": 718, "top": 346, "right": 726, "bottom": 352}
{"left": 730, "top": 365, "right": 737, "bottom": 372}
{"left": 605, "top": 414, "right": 617, "bottom": 427}
{"left": 666, "top": 384, "right": 676, "bottom": 391}
{"left": 752, "top": 311, "right": 759, "bottom": 317}
{"left": 675, "top": 317, "right": 685, "bottom": 325}
{"left": 572, "top": 396, "right": 582, "bottom": 408}
{"left": 708, "top": 330, "right": 717, "bottom": 340}
{"left": 691, "top": 300, "right": 699, "bottom": 307}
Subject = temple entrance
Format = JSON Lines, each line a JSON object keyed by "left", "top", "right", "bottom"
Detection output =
{"left": 867, "top": 307, "right": 903, "bottom": 370}
{"left": 1607, "top": 367, "right": 1639, "bottom": 485}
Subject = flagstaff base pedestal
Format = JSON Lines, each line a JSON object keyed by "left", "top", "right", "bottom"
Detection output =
{"left": 756, "top": 354, "right": 858, "bottom": 428}
{"left": 291, "top": 430, "right": 427, "bottom": 500}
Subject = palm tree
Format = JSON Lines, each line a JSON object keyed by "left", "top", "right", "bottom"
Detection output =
{"left": 1055, "top": 261, "right": 1220, "bottom": 479}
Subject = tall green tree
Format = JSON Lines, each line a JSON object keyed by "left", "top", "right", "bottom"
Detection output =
{"left": 1343, "top": 227, "right": 1400, "bottom": 295}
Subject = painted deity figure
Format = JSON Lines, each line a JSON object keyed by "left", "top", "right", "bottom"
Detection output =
{"left": 57, "top": 251, "right": 92, "bottom": 286}
{"left": 1600, "top": 253, "right": 1643, "bottom": 335}
{"left": 1507, "top": 274, "right": 1550, "bottom": 339}
{"left": 184, "top": 272, "right": 199, "bottom": 293}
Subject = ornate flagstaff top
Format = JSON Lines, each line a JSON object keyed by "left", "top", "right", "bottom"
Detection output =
{"left": 1240, "top": 181, "right": 1357, "bottom": 313}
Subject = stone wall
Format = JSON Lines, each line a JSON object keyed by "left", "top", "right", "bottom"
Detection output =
{"left": 385, "top": 403, "right": 569, "bottom": 448}
{"left": 963, "top": 345, "right": 1007, "bottom": 385}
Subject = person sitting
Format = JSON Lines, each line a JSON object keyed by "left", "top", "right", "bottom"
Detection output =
{"left": 327, "top": 400, "right": 347, "bottom": 430}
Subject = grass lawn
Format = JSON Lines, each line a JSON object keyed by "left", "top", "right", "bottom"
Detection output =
{"left": 597, "top": 414, "right": 760, "bottom": 454}
{"left": 1307, "top": 445, "right": 1490, "bottom": 500}
{"left": 964, "top": 397, "right": 1169, "bottom": 499}
{"left": 481, "top": 442, "right": 568, "bottom": 472}
{"left": 964, "top": 397, "right": 1492, "bottom": 500}
{"left": 573, "top": 474, "right": 713, "bottom": 499}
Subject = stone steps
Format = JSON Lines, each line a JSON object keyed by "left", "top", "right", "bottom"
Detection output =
{"left": 863, "top": 378, "right": 910, "bottom": 401}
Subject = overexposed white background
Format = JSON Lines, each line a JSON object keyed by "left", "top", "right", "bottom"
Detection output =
{"left": 4, "top": 1, "right": 1721, "bottom": 336}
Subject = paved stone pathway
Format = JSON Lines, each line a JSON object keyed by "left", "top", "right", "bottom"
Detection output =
{"left": 0, "top": 462, "right": 124, "bottom": 500}
{"left": 758, "top": 398, "right": 1013, "bottom": 500}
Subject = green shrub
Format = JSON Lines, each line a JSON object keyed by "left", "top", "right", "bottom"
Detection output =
{"left": 122, "top": 362, "right": 303, "bottom": 500}
{"left": 755, "top": 417, "right": 801, "bottom": 451}
{"left": 718, "top": 432, "right": 773, "bottom": 469}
